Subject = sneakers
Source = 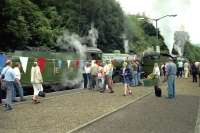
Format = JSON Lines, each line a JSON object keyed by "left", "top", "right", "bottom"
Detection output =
{"left": 20, "top": 98, "right": 26, "bottom": 102}
{"left": 4, "top": 105, "right": 12, "bottom": 112}
{"left": 12, "top": 100, "right": 18, "bottom": 102}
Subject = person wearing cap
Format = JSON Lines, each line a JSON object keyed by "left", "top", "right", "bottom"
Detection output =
{"left": 0, "top": 60, "right": 16, "bottom": 111}
{"left": 31, "top": 62, "right": 43, "bottom": 104}
{"left": 165, "top": 58, "right": 177, "bottom": 98}
{"left": 13, "top": 62, "right": 25, "bottom": 102}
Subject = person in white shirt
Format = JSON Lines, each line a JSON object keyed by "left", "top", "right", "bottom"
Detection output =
{"left": 31, "top": 62, "right": 43, "bottom": 104}
{"left": 0, "top": 60, "right": 16, "bottom": 111}
{"left": 184, "top": 61, "right": 189, "bottom": 78}
{"left": 177, "top": 60, "right": 183, "bottom": 78}
{"left": 13, "top": 63, "right": 25, "bottom": 102}
{"left": 84, "top": 62, "right": 91, "bottom": 89}
{"left": 153, "top": 63, "right": 160, "bottom": 87}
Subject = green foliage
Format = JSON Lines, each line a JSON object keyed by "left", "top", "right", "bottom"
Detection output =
{"left": 184, "top": 41, "right": 200, "bottom": 61}
{"left": 0, "top": 0, "right": 56, "bottom": 51}
{"left": 1, "top": 0, "right": 167, "bottom": 54}
{"left": 1, "top": 0, "right": 125, "bottom": 52}
{"left": 124, "top": 15, "right": 168, "bottom": 54}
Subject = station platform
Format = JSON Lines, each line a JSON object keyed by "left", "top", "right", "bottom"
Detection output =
{"left": 0, "top": 78, "right": 200, "bottom": 133}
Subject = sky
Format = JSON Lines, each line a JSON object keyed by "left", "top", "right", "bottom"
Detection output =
{"left": 116, "top": 0, "right": 200, "bottom": 53}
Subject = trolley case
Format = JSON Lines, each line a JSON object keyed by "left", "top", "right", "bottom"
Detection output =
{"left": 154, "top": 85, "right": 162, "bottom": 97}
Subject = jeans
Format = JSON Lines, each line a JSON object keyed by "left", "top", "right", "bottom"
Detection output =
{"left": 86, "top": 73, "right": 91, "bottom": 89}
{"left": 132, "top": 71, "right": 138, "bottom": 86}
{"left": 137, "top": 72, "right": 141, "bottom": 84}
{"left": 167, "top": 75, "right": 176, "bottom": 98}
{"left": 91, "top": 75, "right": 97, "bottom": 89}
{"left": 82, "top": 73, "right": 87, "bottom": 89}
{"left": 192, "top": 74, "right": 197, "bottom": 82}
{"left": 5, "top": 81, "right": 14, "bottom": 107}
{"left": 177, "top": 67, "right": 183, "bottom": 78}
{"left": 13, "top": 81, "right": 24, "bottom": 100}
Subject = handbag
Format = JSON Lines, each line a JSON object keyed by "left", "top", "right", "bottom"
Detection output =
{"left": 1, "top": 80, "right": 6, "bottom": 90}
{"left": 38, "top": 91, "right": 45, "bottom": 97}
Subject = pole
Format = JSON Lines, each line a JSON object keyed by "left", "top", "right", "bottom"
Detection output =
{"left": 138, "top": 14, "right": 177, "bottom": 53}
{"left": 155, "top": 20, "right": 158, "bottom": 42}
{"left": 155, "top": 20, "right": 159, "bottom": 51}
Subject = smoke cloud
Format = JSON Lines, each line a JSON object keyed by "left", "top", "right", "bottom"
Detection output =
{"left": 174, "top": 31, "right": 189, "bottom": 56}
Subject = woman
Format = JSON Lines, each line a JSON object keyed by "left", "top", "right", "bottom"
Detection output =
{"left": 153, "top": 63, "right": 161, "bottom": 97}
{"left": 122, "top": 62, "right": 132, "bottom": 96}
{"left": 161, "top": 63, "right": 166, "bottom": 77}
{"left": 31, "top": 62, "right": 43, "bottom": 104}
{"left": 153, "top": 63, "right": 160, "bottom": 86}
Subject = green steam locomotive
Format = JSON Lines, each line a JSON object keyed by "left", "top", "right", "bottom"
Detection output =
{"left": 0, "top": 47, "right": 102, "bottom": 92}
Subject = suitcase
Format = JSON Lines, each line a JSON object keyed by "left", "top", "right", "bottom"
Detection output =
{"left": 154, "top": 85, "right": 162, "bottom": 97}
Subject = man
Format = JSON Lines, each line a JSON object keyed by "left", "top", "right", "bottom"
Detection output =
{"left": 191, "top": 62, "right": 198, "bottom": 82}
{"left": 177, "top": 60, "right": 183, "bottom": 78}
{"left": 165, "top": 58, "right": 177, "bottom": 98}
{"left": 90, "top": 60, "right": 98, "bottom": 89}
{"left": 84, "top": 62, "right": 91, "bottom": 89}
{"left": 0, "top": 60, "right": 16, "bottom": 111}
{"left": 13, "top": 62, "right": 25, "bottom": 101}
{"left": 100, "top": 60, "right": 114, "bottom": 93}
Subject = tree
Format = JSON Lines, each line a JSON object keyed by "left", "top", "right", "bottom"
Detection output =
{"left": 184, "top": 41, "right": 200, "bottom": 61}
{"left": 124, "top": 15, "right": 168, "bottom": 54}
{"left": 0, "top": 0, "right": 56, "bottom": 51}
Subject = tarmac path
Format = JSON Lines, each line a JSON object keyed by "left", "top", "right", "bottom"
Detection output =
{"left": 74, "top": 78, "right": 200, "bottom": 133}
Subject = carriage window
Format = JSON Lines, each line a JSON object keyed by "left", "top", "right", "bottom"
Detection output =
{"left": 87, "top": 53, "right": 102, "bottom": 60}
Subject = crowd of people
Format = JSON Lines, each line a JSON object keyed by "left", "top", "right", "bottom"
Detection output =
{"left": 81, "top": 59, "right": 142, "bottom": 96}
{"left": 0, "top": 57, "right": 199, "bottom": 112}
{"left": 175, "top": 60, "right": 200, "bottom": 84}
{"left": 155, "top": 58, "right": 200, "bottom": 99}
{"left": 0, "top": 59, "right": 44, "bottom": 111}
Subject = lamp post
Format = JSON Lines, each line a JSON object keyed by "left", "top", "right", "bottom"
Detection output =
{"left": 139, "top": 14, "right": 177, "bottom": 52}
